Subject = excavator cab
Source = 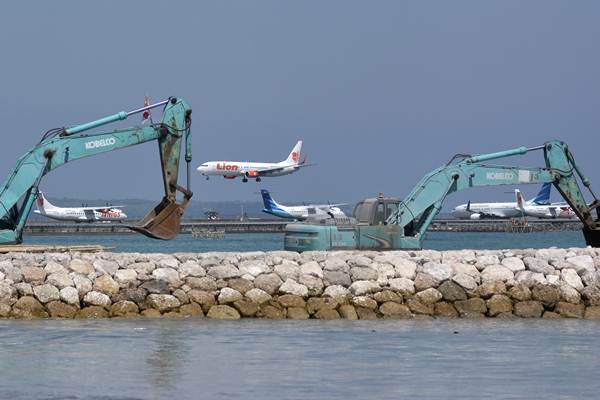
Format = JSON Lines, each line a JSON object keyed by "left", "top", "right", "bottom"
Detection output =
{"left": 352, "top": 194, "right": 400, "bottom": 226}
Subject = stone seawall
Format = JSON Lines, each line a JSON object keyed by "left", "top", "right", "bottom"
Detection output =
{"left": 0, "top": 248, "right": 599, "bottom": 319}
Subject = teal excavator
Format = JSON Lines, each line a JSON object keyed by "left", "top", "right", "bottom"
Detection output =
{"left": 284, "top": 141, "right": 600, "bottom": 251}
{"left": 0, "top": 97, "right": 193, "bottom": 244}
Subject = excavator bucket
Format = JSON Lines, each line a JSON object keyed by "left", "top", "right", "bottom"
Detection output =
{"left": 129, "top": 194, "right": 191, "bottom": 240}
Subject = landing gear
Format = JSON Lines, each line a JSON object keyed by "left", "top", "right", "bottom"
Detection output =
{"left": 242, "top": 177, "right": 248, "bottom": 183}
{"left": 256, "top": 177, "right": 262, "bottom": 182}
{"left": 205, "top": 176, "right": 209, "bottom": 181}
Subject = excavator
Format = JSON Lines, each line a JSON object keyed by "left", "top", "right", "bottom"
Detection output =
{"left": 284, "top": 141, "right": 600, "bottom": 251}
{"left": 0, "top": 96, "right": 193, "bottom": 244}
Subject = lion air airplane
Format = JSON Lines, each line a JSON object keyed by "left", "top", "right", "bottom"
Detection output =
{"left": 33, "top": 192, "right": 127, "bottom": 222}
{"left": 197, "top": 141, "right": 310, "bottom": 182}
{"left": 516, "top": 187, "right": 576, "bottom": 219}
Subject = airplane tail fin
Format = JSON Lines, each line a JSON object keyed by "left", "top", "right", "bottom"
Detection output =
{"left": 466, "top": 200, "right": 472, "bottom": 212}
{"left": 284, "top": 141, "right": 303, "bottom": 164}
{"left": 36, "top": 192, "right": 57, "bottom": 213}
{"left": 529, "top": 183, "right": 552, "bottom": 205}
{"left": 261, "top": 189, "right": 280, "bottom": 211}
{"left": 515, "top": 189, "right": 526, "bottom": 213}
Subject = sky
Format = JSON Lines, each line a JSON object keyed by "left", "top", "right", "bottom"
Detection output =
{"left": 0, "top": 1, "right": 599, "bottom": 209}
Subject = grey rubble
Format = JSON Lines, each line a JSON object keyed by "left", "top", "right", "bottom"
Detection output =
{"left": 1, "top": 248, "right": 600, "bottom": 319}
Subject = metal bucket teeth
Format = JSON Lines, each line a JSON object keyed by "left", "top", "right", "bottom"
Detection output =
{"left": 127, "top": 197, "right": 187, "bottom": 240}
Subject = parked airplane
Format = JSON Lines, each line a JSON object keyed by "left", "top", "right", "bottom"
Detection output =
{"left": 197, "top": 141, "right": 311, "bottom": 182}
{"left": 260, "top": 189, "right": 346, "bottom": 220}
{"left": 452, "top": 183, "right": 553, "bottom": 220}
{"left": 33, "top": 192, "right": 127, "bottom": 222}
{"left": 516, "top": 188, "right": 576, "bottom": 219}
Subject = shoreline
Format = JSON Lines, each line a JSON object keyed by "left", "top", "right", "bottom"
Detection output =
{"left": 0, "top": 247, "right": 598, "bottom": 319}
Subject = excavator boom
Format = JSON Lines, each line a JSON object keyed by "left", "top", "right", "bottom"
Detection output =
{"left": 0, "top": 96, "right": 193, "bottom": 244}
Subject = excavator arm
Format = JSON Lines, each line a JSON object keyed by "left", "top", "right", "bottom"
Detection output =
{"left": 388, "top": 140, "right": 600, "bottom": 247}
{"left": 0, "top": 97, "right": 192, "bottom": 244}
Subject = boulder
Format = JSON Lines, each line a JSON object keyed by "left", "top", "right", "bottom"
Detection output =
{"left": 46, "top": 301, "right": 78, "bottom": 318}
{"left": 451, "top": 273, "right": 477, "bottom": 291}
{"left": 152, "top": 268, "right": 182, "bottom": 287}
{"left": 434, "top": 302, "right": 458, "bottom": 318}
{"left": 349, "top": 280, "right": 380, "bottom": 296}
{"left": 323, "top": 257, "right": 349, "bottom": 272}
{"left": 110, "top": 300, "right": 140, "bottom": 317}
{"left": 59, "top": 286, "right": 80, "bottom": 306}
{"left": 514, "top": 301, "right": 544, "bottom": 318}
{"left": 22, "top": 266, "right": 46, "bottom": 284}
{"left": 83, "top": 291, "right": 111, "bottom": 308}
{"left": 274, "top": 263, "right": 300, "bottom": 281}
{"left": 393, "top": 258, "right": 417, "bottom": 279}
{"left": 454, "top": 298, "right": 487, "bottom": 317}
{"left": 438, "top": 281, "right": 467, "bottom": 301}
{"left": 407, "top": 299, "right": 433, "bottom": 315}
{"left": 68, "top": 259, "right": 94, "bottom": 275}
{"left": 508, "top": 284, "right": 531, "bottom": 301}
{"left": 348, "top": 255, "right": 372, "bottom": 268}
{"left": 452, "top": 263, "right": 480, "bottom": 278}
{"left": 475, "top": 254, "right": 500, "bottom": 270}
{"left": 146, "top": 294, "right": 180, "bottom": 312}
{"left": 307, "top": 297, "right": 341, "bottom": 314}
{"left": 478, "top": 281, "right": 507, "bottom": 299}
{"left": 218, "top": 288, "right": 243, "bottom": 304}
{"left": 245, "top": 288, "right": 272, "bottom": 305}
{"left": 93, "top": 274, "right": 119, "bottom": 296}
{"left": 14, "top": 282, "right": 33, "bottom": 297}
{"left": 481, "top": 265, "right": 514, "bottom": 283}
{"left": 355, "top": 307, "right": 378, "bottom": 320}
{"left": 11, "top": 296, "right": 48, "bottom": 318}
{"left": 559, "top": 284, "right": 581, "bottom": 304}
{"left": 73, "top": 275, "right": 93, "bottom": 297}
{"left": 584, "top": 306, "right": 600, "bottom": 319}
{"left": 114, "top": 269, "right": 138, "bottom": 286}
{"left": 379, "top": 302, "right": 412, "bottom": 318}
{"left": 352, "top": 296, "right": 378, "bottom": 310}
{"left": 415, "top": 288, "right": 442, "bottom": 305}
{"left": 179, "top": 303, "right": 205, "bottom": 317}
{"left": 93, "top": 259, "right": 119, "bottom": 276}
{"left": 315, "top": 308, "right": 340, "bottom": 320}
{"left": 523, "top": 257, "right": 555, "bottom": 275}
{"left": 560, "top": 268, "right": 584, "bottom": 291}
{"left": 566, "top": 255, "right": 594, "bottom": 274}
{"left": 388, "top": 278, "right": 415, "bottom": 295}
{"left": 373, "top": 290, "right": 402, "bottom": 304}
{"left": 531, "top": 284, "right": 561, "bottom": 307}
{"left": 238, "top": 260, "right": 271, "bottom": 277}
{"left": 254, "top": 273, "right": 283, "bottom": 295}
{"left": 44, "top": 261, "right": 67, "bottom": 275}
{"left": 279, "top": 279, "right": 309, "bottom": 297}
{"left": 323, "top": 270, "right": 351, "bottom": 287}
{"left": 33, "top": 284, "right": 60, "bottom": 304}
{"left": 338, "top": 304, "right": 359, "bottom": 320}
{"left": 582, "top": 286, "right": 600, "bottom": 306}
{"left": 299, "top": 274, "right": 324, "bottom": 296}
{"left": 414, "top": 273, "right": 437, "bottom": 291}
{"left": 187, "top": 290, "right": 215, "bottom": 312}
{"left": 287, "top": 307, "right": 310, "bottom": 320}
{"left": 76, "top": 306, "right": 109, "bottom": 319}
{"left": 277, "top": 294, "right": 306, "bottom": 308}
{"left": 179, "top": 262, "right": 206, "bottom": 278}
{"left": 186, "top": 277, "right": 217, "bottom": 291}
{"left": 323, "top": 285, "right": 350, "bottom": 299}
{"left": 207, "top": 264, "right": 240, "bottom": 280}
{"left": 555, "top": 302, "right": 585, "bottom": 318}
{"left": 486, "top": 295, "right": 513, "bottom": 317}
{"left": 501, "top": 257, "right": 525, "bottom": 272}
{"left": 350, "top": 267, "right": 378, "bottom": 281}
{"left": 421, "top": 262, "right": 452, "bottom": 284}
{"left": 226, "top": 278, "right": 253, "bottom": 295}
{"left": 233, "top": 299, "right": 259, "bottom": 317}
{"left": 257, "top": 304, "right": 285, "bottom": 319}
{"left": 300, "top": 261, "right": 324, "bottom": 278}
{"left": 515, "top": 271, "right": 547, "bottom": 287}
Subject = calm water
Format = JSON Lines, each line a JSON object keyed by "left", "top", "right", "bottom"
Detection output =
{"left": 25, "top": 230, "right": 588, "bottom": 253}
{"left": 0, "top": 319, "right": 598, "bottom": 399}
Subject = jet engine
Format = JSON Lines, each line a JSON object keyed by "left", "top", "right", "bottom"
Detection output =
{"left": 470, "top": 213, "right": 482, "bottom": 220}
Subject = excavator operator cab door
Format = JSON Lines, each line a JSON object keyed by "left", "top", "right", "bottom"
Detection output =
{"left": 352, "top": 197, "right": 400, "bottom": 226}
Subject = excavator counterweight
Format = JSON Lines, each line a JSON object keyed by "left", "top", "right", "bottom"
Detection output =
{"left": 0, "top": 96, "right": 193, "bottom": 244}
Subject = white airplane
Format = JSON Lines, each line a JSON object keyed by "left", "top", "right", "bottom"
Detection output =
{"left": 452, "top": 183, "right": 553, "bottom": 220}
{"left": 260, "top": 189, "right": 346, "bottom": 220}
{"left": 516, "top": 188, "right": 576, "bottom": 219}
{"left": 33, "top": 192, "right": 127, "bottom": 222}
{"left": 197, "top": 141, "right": 311, "bottom": 182}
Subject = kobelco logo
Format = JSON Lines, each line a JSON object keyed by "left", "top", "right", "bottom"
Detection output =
{"left": 85, "top": 137, "right": 116, "bottom": 150}
{"left": 486, "top": 172, "right": 514, "bottom": 180}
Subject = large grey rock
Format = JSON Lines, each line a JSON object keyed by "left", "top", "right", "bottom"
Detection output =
{"left": 218, "top": 288, "right": 243, "bottom": 304}
{"left": 451, "top": 263, "right": 480, "bottom": 278}
{"left": 207, "top": 305, "right": 240, "bottom": 319}
{"left": 323, "top": 285, "right": 350, "bottom": 299}
{"left": 22, "top": 266, "right": 46, "bottom": 284}
{"left": 130, "top": 262, "right": 156, "bottom": 275}
{"left": 415, "top": 288, "right": 442, "bottom": 304}
{"left": 0, "top": 261, "right": 22, "bottom": 282}
{"left": 559, "top": 284, "right": 581, "bottom": 304}
{"left": 179, "top": 261, "right": 206, "bottom": 278}
{"left": 388, "top": 277, "right": 415, "bottom": 295}
{"left": 501, "top": 257, "right": 525, "bottom": 272}
{"left": 83, "top": 291, "right": 111, "bottom": 308}
{"left": 560, "top": 268, "right": 584, "bottom": 291}
{"left": 566, "top": 255, "right": 595, "bottom": 275}
{"left": 44, "top": 261, "right": 67, "bottom": 275}
{"left": 207, "top": 264, "right": 240, "bottom": 280}
{"left": 350, "top": 267, "right": 378, "bottom": 281}
{"left": 274, "top": 263, "right": 300, "bottom": 281}
{"left": 46, "top": 272, "right": 73, "bottom": 289}
{"left": 393, "top": 258, "right": 417, "bottom": 280}
{"left": 14, "top": 282, "right": 33, "bottom": 296}
{"left": 157, "top": 257, "right": 179, "bottom": 269}
{"left": 438, "top": 281, "right": 467, "bottom": 301}
{"left": 279, "top": 279, "right": 309, "bottom": 297}
{"left": 323, "top": 270, "right": 351, "bottom": 286}
{"left": 475, "top": 255, "right": 500, "bottom": 270}
{"left": 253, "top": 273, "right": 283, "bottom": 295}
{"left": 245, "top": 288, "right": 272, "bottom": 304}
{"left": 73, "top": 275, "right": 92, "bottom": 297}
{"left": 348, "top": 255, "right": 372, "bottom": 268}
{"left": 93, "top": 274, "right": 119, "bottom": 295}
{"left": 452, "top": 273, "right": 477, "bottom": 290}
{"left": 515, "top": 271, "right": 547, "bottom": 287}
{"left": 114, "top": 269, "right": 138, "bottom": 286}
{"left": 33, "top": 284, "right": 60, "bottom": 304}
{"left": 69, "top": 259, "right": 94, "bottom": 275}
{"left": 152, "top": 268, "right": 182, "bottom": 286}
{"left": 93, "top": 259, "right": 119, "bottom": 276}
{"left": 300, "top": 261, "right": 323, "bottom": 278}
{"left": 238, "top": 260, "right": 271, "bottom": 277}
{"left": 299, "top": 274, "right": 324, "bottom": 296}
{"left": 60, "top": 286, "right": 80, "bottom": 306}
{"left": 349, "top": 280, "right": 380, "bottom": 296}
{"left": 481, "top": 265, "right": 514, "bottom": 283}
{"left": 323, "top": 257, "right": 349, "bottom": 272}
{"left": 523, "top": 257, "right": 555, "bottom": 275}
{"left": 582, "top": 271, "right": 600, "bottom": 288}
{"left": 421, "top": 262, "right": 452, "bottom": 284}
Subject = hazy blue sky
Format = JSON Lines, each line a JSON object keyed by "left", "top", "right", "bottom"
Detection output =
{"left": 1, "top": 1, "right": 599, "bottom": 209}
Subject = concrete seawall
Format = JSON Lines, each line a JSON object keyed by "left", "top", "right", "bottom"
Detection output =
{"left": 0, "top": 248, "right": 599, "bottom": 319}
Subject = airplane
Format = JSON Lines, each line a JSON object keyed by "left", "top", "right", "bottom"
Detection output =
{"left": 197, "top": 141, "right": 311, "bottom": 182}
{"left": 33, "top": 192, "right": 127, "bottom": 223}
{"left": 516, "top": 188, "right": 576, "bottom": 219}
{"left": 260, "top": 189, "right": 346, "bottom": 220}
{"left": 451, "top": 183, "right": 553, "bottom": 220}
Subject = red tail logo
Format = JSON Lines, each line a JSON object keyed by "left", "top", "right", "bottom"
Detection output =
{"left": 291, "top": 152, "right": 299, "bottom": 162}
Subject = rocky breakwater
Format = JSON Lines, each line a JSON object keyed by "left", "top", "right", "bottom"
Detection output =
{"left": 0, "top": 248, "right": 599, "bottom": 319}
